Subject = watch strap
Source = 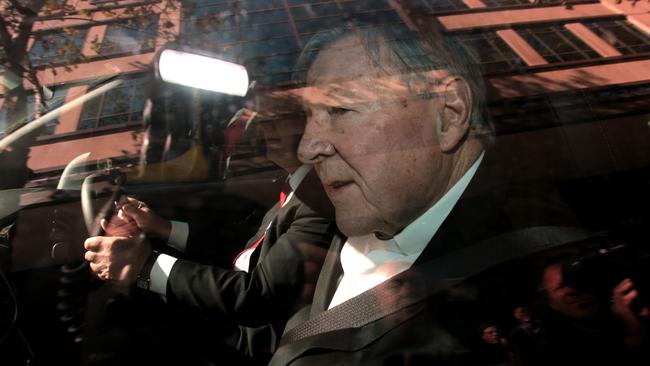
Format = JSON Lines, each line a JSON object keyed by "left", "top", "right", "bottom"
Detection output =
{"left": 136, "top": 250, "right": 160, "bottom": 291}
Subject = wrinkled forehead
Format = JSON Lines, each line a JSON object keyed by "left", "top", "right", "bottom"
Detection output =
{"left": 306, "top": 35, "right": 382, "bottom": 85}
{"left": 302, "top": 35, "right": 450, "bottom": 107}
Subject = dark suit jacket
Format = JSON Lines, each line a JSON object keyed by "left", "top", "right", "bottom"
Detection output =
{"left": 268, "top": 156, "right": 587, "bottom": 366}
{"left": 165, "top": 169, "right": 335, "bottom": 360}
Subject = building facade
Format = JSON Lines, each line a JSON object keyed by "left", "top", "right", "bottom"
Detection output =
{"left": 1, "top": 0, "right": 649, "bottom": 187}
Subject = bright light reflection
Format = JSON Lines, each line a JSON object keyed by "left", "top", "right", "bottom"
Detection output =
{"left": 158, "top": 49, "right": 249, "bottom": 97}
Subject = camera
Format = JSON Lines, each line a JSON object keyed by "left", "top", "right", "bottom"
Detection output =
{"left": 562, "top": 234, "right": 650, "bottom": 312}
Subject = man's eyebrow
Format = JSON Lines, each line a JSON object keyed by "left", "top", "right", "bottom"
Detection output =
{"left": 276, "top": 75, "right": 427, "bottom": 108}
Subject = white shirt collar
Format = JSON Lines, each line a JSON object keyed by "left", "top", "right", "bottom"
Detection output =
{"left": 386, "top": 151, "right": 485, "bottom": 256}
{"left": 288, "top": 164, "right": 311, "bottom": 191}
{"left": 282, "top": 164, "right": 311, "bottom": 207}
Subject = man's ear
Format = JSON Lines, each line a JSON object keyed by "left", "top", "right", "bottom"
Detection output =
{"left": 437, "top": 77, "right": 472, "bottom": 152}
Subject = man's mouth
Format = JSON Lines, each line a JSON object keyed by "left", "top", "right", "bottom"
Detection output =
{"left": 326, "top": 180, "right": 353, "bottom": 195}
{"left": 265, "top": 138, "right": 282, "bottom": 147}
{"left": 565, "top": 294, "right": 598, "bottom": 307}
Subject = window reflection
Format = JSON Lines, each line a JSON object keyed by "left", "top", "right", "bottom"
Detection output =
{"left": 585, "top": 20, "right": 650, "bottom": 56}
{"left": 0, "top": 87, "right": 68, "bottom": 135}
{"left": 79, "top": 76, "right": 148, "bottom": 130}
{"left": 29, "top": 28, "right": 88, "bottom": 66}
{"left": 518, "top": 25, "right": 599, "bottom": 63}
{"left": 99, "top": 16, "right": 159, "bottom": 56}
{"left": 415, "top": 0, "right": 468, "bottom": 13}
{"left": 452, "top": 31, "right": 525, "bottom": 74}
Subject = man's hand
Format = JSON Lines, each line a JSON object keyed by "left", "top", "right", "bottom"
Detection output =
{"left": 116, "top": 197, "right": 171, "bottom": 241}
{"left": 84, "top": 233, "right": 152, "bottom": 285}
{"left": 611, "top": 278, "right": 649, "bottom": 347}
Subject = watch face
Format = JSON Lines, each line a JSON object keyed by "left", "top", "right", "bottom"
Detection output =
{"left": 136, "top": 277, "right": 150, "bottom": 291}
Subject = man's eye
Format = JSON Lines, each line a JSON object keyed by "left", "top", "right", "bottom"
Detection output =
{"left": 327, "top": 107, "right": 351, "bottom": 116}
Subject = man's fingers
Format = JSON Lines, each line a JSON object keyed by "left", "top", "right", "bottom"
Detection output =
{"left": 116, "top": 207, "right": 133, "bottom": 223}
{"left": 622, "top": 289, "right": 638, "bottom": 306}
{"left": 122, "top": 203, "right": 147, "bottom": 221}
{"left": 614, "top": 278, "right": 633, "bottom": 295}
{"left": 84, "top": 251, "right": 96, "bottom": 263}
{"left": 89, "top": 261, "right": 101, "bottom": 274}
{"left": 125, "top": 197, "right": 140, "bottom": 205}
{"left": 84, "top": 237, "right": 103, "bottom": 251}
{"left": 105, "top": 220, "right": 140, "bottom": 237}
{"left": 82, "top": 235, "right": 146, "bottom": 285}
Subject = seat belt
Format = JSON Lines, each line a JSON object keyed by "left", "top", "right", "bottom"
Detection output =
{"left": 282, "top": 226, "right": 594, "bottom": 343}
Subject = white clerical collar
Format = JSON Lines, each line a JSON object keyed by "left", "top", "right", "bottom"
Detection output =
{"left": 382, "top": 151, "right": 485, "bottom": 256}
{"left": 288, "top": 164, "right": 311, "bottom": 191}
{"left": 282, "top": 165, "right": 312, "bottom": 207}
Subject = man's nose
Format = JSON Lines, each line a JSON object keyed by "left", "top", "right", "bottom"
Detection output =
{"left": 297, "top": 114, "right": 335, "bottom": 164}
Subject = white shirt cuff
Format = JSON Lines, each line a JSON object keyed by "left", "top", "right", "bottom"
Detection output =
{"left": 167, "top": 220, "right": 189, "bottom": 252}
{"left": 149, "top": 253, "right": 178, "bottom": 297}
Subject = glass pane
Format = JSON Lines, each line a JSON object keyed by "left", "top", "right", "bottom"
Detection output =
{"left": 291, "top": 3, "right": 340, "bottom": 19}
{"left": 80, "top": 97, "right": 100, "bottom": 121}
{"left": 240, "top": 9, "right": 288, "bottom": 26}
{"left": 586, "top": 20, "right": 650, "bottom": 56}
{"left": 339, "top": 0, "right": 391, "bottom": 12}
{"left": 78, "top": 118, "right": 96, "bottom": 129}
{"left": 243, "top": 37, "right": 299, "bottom": 59}
{"left": 98, "top": 113, "right": 129, "bottom": 127}
{"left": 101, "top": 87, "right": 132, "bottom": 116}
{"left": 296, "top": 17, "right": 346, "bottom": 34}
{"left": 100, "top": 16, "right": 159, "bottom": 55}
{"left": 6, "top": 3, "right": 650, "bottom": 365}
{"left": 29, "top": 29, "right": 86, "bottom": 66}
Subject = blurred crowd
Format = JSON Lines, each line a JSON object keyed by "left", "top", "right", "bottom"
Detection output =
{"left": 472, "top": 260, "right": 648, "bottom": 366}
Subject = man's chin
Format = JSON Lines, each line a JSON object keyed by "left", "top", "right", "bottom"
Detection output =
{"left": 336, "top": 217, "right": 372, "bottom": 238}
{"left": 336, "top": 215, "right": 392, "bottom": 238}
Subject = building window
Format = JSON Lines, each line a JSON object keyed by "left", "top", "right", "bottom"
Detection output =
{"left": 517, "top": 25, "right": 600, "bottom": 63}
{"left": 482, "top": 0, "right": 596, "bottom": 7}
{"left": 480, "top": 0, "right": 530, "bottom": 6}
{"left": 414, "top": 0, "right": 467, "bottom": 13}
{"left": 182, "top": 1, "right": 294, "bottom": 58}
{"left": 585, "top": 20, "right": 650, "bottom": 55}
{"left": 0, "top": 87, "right": 68, "bottom": 135}
{"left": 99, "top": 16, "right": 159, "bottom": 56}
{"left": 79, "top": 76, "right": 148, "bottom": 129}
{"left": 451, "top": 31, "right": 524, "bottom": 74}
{"left": 181, "top": 0, "right": 404, "bottom": 86}
{"left": 29, "top": 27, "right": 88, "bottom": 66}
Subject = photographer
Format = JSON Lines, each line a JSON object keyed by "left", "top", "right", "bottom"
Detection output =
{"left": 509, "top": 306, "right": 542, "bottom": 366}
{"left": 474, "top": 323, "right": 512, "bottom": 366}
{"left": 538, "top": 257, "right": 648, "bottom": 365}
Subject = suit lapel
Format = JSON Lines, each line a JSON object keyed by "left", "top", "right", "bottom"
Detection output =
{"left": 309, "top": 234, "right": 344, "bottom": 316}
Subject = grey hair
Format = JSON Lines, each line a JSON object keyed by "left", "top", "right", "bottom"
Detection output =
{"left": 294, "top": 24, "right": 494, "bottom": 143}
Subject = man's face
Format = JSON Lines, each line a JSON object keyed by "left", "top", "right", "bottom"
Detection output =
{"left": 543, "top": 264, "right": 601, "bottom": 319}
{"left": 481, "top": 326, "right": 500, "bottom": 344}
{"left": 297, "top": 36, "right": 454, "bottom": 237}
{"left": 258, "top": 116, "right": 304, "bottom": 172}
{"left": 514, "top": 307, "right": 531, "bottom": 323}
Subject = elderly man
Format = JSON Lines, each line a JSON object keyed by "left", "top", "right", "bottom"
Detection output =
{"left": 267, "top": 26, "right": 583, "bottom": 365}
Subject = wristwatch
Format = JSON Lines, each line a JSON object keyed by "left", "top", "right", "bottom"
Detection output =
{"left": 136, "top": 250, "right": 160, "bottom": 291}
